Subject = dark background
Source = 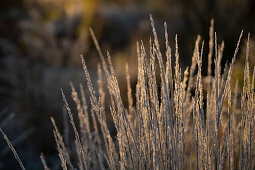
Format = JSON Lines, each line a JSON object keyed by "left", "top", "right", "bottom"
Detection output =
{"left": 0, "top": 0, "right": 255, "bottom": 169}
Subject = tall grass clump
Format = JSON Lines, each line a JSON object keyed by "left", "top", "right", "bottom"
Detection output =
{"left": 2, "top": 16, "right": 255, "bottom": 169}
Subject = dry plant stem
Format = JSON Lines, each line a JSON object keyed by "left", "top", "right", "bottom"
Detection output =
{"left": 39, "top": 18, "right": 255, "bottom": 170}
{"left": 2, "top": 16, "right": 251, "bottom": 170}
{"left": 51, "top": 117, "right": 74, "bottom": 170}
{"left": 2, "top": 14, "right": 255, "bottom": 170}
{"left": 90, "top": 29, "right": 140, "bottom": 157}
{"left": 0, "top": 128, "right": 25, "bottom": 170}
{"left": 150, "top": 15, "right": 177, "bottom": 169}
{"left": 61, "top": 90, "right": 87, "bottom": 170}
{"left": 1, "top": 129, "right": 33, "bottom": 156}
{"left": 40, "top": 153, "right": 50, "bottom": 170}
{"left": 126, "top": 63, "right": 134, "bottom": 115}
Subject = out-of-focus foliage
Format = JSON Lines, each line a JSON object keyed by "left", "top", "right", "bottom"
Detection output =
{"left": 20, "top": 0, "right": 101, "bottom": 66}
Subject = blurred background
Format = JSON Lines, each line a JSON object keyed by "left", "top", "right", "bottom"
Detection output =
{"left": 0, "top": 0, "right": 254, "bottom": 169}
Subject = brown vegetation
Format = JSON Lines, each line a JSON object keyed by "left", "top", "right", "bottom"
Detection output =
{"left": 2, "top": 16, "right": 255, "bottom": 170}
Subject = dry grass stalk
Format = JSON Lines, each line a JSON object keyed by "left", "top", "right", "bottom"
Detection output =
{"left": 2, "top": 16, "right": 255, "bottom": 170}
{"left": 0, "top": 128, "right": 25, "bottom": 170}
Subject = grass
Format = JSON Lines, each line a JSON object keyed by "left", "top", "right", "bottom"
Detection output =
{"left": 1, "top": 15, "right": 255, "bottom": 169}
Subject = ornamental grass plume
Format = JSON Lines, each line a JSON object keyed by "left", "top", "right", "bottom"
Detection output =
{"left": 1, "top": 15, "right": 255, "bottom": 170}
